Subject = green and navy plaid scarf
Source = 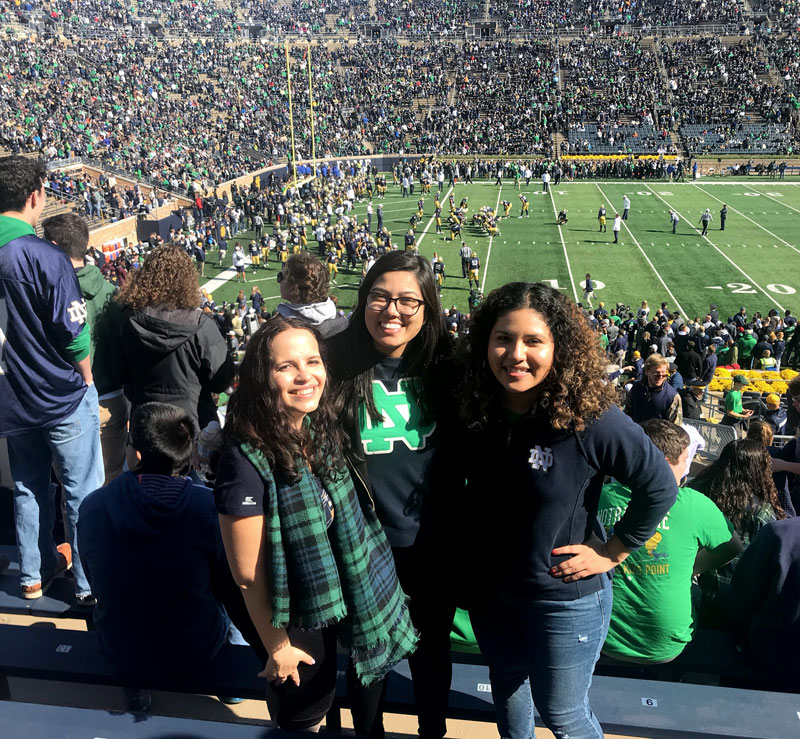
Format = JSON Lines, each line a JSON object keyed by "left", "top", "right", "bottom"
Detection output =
{"left": 240, "top": 442, "right": 418, "bottom": 685}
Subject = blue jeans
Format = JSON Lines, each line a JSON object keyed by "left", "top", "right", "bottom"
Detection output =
{"left": 470, "top": 583, "right": 612, "bottom": 739}
{"left": 8, "top": 384, "right": 104, "bottom": 596}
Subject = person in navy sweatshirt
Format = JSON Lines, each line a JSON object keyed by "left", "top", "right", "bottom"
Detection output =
{"left": 729, "top": 517, "right": 800, "bottom": 685}
{"left": 77, "top": 402, "right": 250, "bottom": 687}
{"left": 450, "top": 282, "right": 677, "bottom": 739}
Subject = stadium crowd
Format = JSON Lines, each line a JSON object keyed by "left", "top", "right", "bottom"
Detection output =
{"left": 3, "top": 151, "right": 800, "bottom": 739}
{"left": 1, "top": 30, "right": 798, "bottom": 187}
{"left": 2, "top": 0, "right": 800, "bottom": 734}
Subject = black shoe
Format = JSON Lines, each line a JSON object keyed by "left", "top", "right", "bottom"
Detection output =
{"left": 125, "top": 688, "right": 152, "bottom": 712}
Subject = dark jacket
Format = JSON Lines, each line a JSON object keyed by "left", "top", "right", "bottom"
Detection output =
{"left": 75, "top": 264, "right": 122, "bottom": 395}
{"left": 77, "top": 473, "right": 230, "bottom": 678}
{"left": 679, "top": 387, "right": 703, "bottom": 420}
{"left": 452, "top": 403, "right": 677, "bottom": 602}
{"left": 701, "top": 352, "right": 718, "bottom": 383}
{"left": 676, "top": 349, "right": 702, "bottom": 382}
{"left": 729, "top": 518, "right": 800, "bottom": 680}
{"left": 119, "top": 306, "right": 235, "bottom": 429}
{"left": 625, "top": 379, "right": 680, "bottom": 423}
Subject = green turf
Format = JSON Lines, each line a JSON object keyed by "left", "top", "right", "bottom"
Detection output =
{"left": 199, "top": 177, "right": 800, "bottom": 321}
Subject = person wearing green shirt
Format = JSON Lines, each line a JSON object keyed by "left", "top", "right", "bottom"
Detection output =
{"left": 721, "top": 374, "right": 754, "bottom": 427}
{"left": 737, "top": 330, "right": 757, "bottom": 369}
{"left": 599, "top": 420, "right": 741, "bottom": 663}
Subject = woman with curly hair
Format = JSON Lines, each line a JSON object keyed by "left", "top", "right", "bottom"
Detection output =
{"left": 117, "top": 244, "right": 235, "bottom": 431}
{"left": 214, "top": 316, "right": 416, "bottom": 733}
{"left": 275, "top": 252, "right": 348, "bottom": 338}
{"left": 452, "top": 282, "right": 677, "bottom": 739}
{"left": 693, "top": 438, "right": 786, "bottom": 623}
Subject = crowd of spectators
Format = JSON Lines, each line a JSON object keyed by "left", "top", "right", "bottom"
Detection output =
{"left": 7, "top": 152, "right": 800, "bottom": 715}
{"left": 662, "top": 37, "right": 783, "bottom": 126}
{"left": 489, "top": 0, "right": 744, "bottom": 31}
{"left": 3, "top": 0, "right": 797, "bottom": 37}
{"left": 561, "top": 37, "right": 666, "bottom": 124}
{"left": 1, "top": 17, "right": 799, "bottom": 188}
{"left": 488, "top": 0, "right": 579, "bottom": 32}
{"left": 372, "top": 0, "right": 480, "bottom": 35}
{"left": 751, "top": 0, "right": 800, "bottom": 31}
{"left": 423, "top": 41, "right": 559, "bottom": 156}
{"left": 608, "top": 0, "right": 744, "bottom": 29}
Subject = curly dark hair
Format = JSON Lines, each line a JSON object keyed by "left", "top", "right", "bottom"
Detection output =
{"left": 692, "top": 439, "right": 785, "bottom": 529}
{"left": 457, "top": 282, "right": 615, "bottom": 431}
{"left": 117, "top": 245, "right": 200, "bottom": 311}
{"left": 283, "top": 252, "right": 330, "bottom": 305}
{"left": 223, "top": 316, "right": 348, "bottom": 483}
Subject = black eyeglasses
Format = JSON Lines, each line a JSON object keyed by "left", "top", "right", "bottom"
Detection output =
{"left": 366, "top": 292, "right": 425, "bottom": 316}
{"left": 276, "top": 271, "right": 284, "bottom": 283}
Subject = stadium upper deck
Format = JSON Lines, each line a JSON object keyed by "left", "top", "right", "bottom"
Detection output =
{"left": 0, "top": 1, "right": 797, "bottom": 192}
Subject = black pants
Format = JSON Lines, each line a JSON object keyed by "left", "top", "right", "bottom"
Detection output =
{"left": 266, "top": 626, "right": 338, "bottom": 731}
{"left": 347, "top": 543, "right": 456, "bottom": 738}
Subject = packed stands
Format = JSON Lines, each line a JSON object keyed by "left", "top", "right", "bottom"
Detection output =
{"left": 0, "top": 3, "right": 797, "bottom": 189}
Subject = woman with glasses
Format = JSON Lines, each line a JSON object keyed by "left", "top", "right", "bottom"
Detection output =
{"left": 451, "top": 282, "right": 677, "bottom": 739}
{"left": 326, "top": 250, "right": 455, "bottom": 738}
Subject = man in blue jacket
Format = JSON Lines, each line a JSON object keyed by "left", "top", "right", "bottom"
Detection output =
{"left": 0, "top": 156, "right": 103, "bottom": 604}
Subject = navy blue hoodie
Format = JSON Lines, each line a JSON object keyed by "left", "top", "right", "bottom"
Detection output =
{"left": 730, "top": 518, "right": 800, "bottom": 678}
{"left": 77, "top": 472, "right": 228, "bottom": 678}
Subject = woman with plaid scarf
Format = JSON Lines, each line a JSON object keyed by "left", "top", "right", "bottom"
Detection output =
{"left": 214, "top": 316, "right": 417, "bottom": 733}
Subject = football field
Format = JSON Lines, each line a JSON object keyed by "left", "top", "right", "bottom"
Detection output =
{"left": 201, "top": 177, "right": 800, "bottom": 321}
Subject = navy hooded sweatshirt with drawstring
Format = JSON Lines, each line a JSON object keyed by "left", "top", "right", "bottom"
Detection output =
{"left": 77, "top": 472, "right": 230, "bottom": 678}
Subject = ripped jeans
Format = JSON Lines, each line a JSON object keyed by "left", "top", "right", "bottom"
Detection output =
{"left": 469, "top": 583, "right": 612, "bottom": 739}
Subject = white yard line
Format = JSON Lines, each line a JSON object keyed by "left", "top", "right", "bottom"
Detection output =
{"left": 480, "top": 187, "right": 504, "bottom": 295}
{"left": 548, "top": 188, "right": 579, "bottom": 303}
{"left": 416, "top": 187, "right": 453, "bottom": 250}
{"left": 643, "top": 184, "right": 784, "bottom": 311}
{"left": 692, "top": 184, "right": 800, "bottom": 256}
{"left": 747, "top": 185, "right": 800, "bottom": 216}
{"left": 201, "top": 259, "right": 252, "bottom": 293}
{"left": 595, "top": 184, "right": 685, "bottom": 316}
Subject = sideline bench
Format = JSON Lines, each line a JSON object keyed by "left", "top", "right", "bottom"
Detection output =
{"left": 2, "top": 624, "right": 800, "bottom": 738}
{"left": 0, "top": 700, "right": 308, "bottom": 738}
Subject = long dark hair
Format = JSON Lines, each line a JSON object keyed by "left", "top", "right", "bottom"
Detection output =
{"left": 457, "top": 282, "right": 615, "bottom": 431}
{"left": 334, "top": 251, "right": 449, "bottom": 431}
{"left": 223, "top": 316, "right": 347, "bottom": 482}
{"left": 692, "top": 439, "right": 785, "bottom": 528}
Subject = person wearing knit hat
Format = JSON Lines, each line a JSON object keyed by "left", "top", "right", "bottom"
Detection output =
{"left": 679, "top": 380, "right": 706, "bottom": 420}
{"left": 764, "top": 394, "right": 787, "bottom": 435}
